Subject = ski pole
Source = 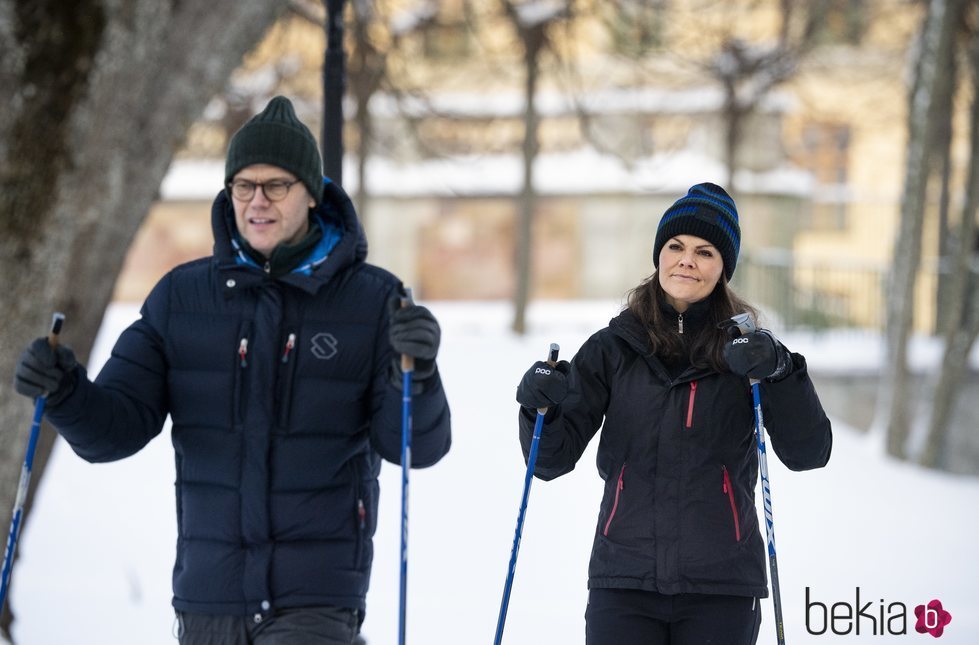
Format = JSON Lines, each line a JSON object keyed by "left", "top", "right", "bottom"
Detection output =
{"left": 750, "top": 377, "right": 786, "bottom": 645}
{"left": 494, "top": 342, "right": 560, "bottom": 645}
{"left": 398, "top": 289, "right": 414, "bottom": 645}
{"left": 1, "top": 312, "right": 66, "bottom": 612}
{"left": 725, "top": 313, "right": 786, "bottom": 645}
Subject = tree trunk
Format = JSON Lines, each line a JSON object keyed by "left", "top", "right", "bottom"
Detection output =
{"left": 921, "top": 24, "right": 979, "bottom": 469}
{"left": 348, "top": 0, "right": 385, "bottom": 232}
{"left": 932, "top": 10, "right": 958, "bottom": 334}
{"left": 355, "top": 98, "right": 372, "bottom": 227}
{"left": 512, "top": 29, "right": 544, "bottom": 335}
{"left": 878, "top": 0, "right": 960, "bottom": 459}
{"left": 723, "top": 98, "right": 743, "bottom": 193}
{"left": 0, "top": 1, "right": 285, "bottom": 638}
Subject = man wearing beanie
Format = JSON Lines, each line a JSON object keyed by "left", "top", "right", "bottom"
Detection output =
{"left": 513, "top": 182, "right": 830, "bottom": 644}
{"left": 13, "top": 96, "right": 451, "bottom": 644}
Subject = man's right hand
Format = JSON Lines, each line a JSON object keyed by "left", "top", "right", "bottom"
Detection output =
{"left": 14, "top": 337, "right": 78, "bottom": 405}
{"left": 516, "top": 360, "right": 571, "bottom": 410}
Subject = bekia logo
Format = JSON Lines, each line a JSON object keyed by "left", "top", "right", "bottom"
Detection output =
{"left": 806, "top": 588, "right": 952, "bottom": 638}
{"left": 914, "top": 600, "right": 952, "bottom": 638}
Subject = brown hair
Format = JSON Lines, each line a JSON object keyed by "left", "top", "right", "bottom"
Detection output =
{"left": 625, "top": 271, "right": 759, "bottom": 372}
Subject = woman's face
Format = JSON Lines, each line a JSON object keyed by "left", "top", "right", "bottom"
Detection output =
{"left": 657, "top": 234, "right": 724, "bottom": 312}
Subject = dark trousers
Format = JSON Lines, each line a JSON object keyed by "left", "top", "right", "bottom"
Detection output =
{"left": 176, "top": 606, "right": 360, "bottom": 645}
{"left": 585, "top": 588, "right": 761, "bottom": 645}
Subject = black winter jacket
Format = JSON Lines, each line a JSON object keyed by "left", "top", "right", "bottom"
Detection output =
{"left": 519, "top": 309, "right": 830, "bottom": 598}
{"left": 47, "top": 180, "right": 451, "bottom": 617}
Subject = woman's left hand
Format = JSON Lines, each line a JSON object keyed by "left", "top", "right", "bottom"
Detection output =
{"left": 723, "top": 330, "right": 792, "bottom": 381}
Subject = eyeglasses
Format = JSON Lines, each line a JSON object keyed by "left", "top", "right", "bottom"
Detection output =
{"left": 227, "top": 179, "right": 299, "bottom": 202}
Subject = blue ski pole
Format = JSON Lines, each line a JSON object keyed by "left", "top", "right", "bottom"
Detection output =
{"left": 726, "top": 313, "right": 786, "bottom": 645}
{"left": 399, "top": 289, "right": 414, "bottom": 645}
{"left": 494, "top": 342, "right": 560, "bottom": 645}
{"left": 1, "top": 312, "right": 66, "bottom": 612}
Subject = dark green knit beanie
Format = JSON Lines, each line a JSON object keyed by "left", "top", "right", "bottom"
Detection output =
{"left": 225, "top": 96, "right": 323, "bottom": 205}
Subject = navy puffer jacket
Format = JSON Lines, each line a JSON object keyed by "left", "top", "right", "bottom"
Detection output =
{"left": 47, "top": 180, "right": 451, "bottom": 618}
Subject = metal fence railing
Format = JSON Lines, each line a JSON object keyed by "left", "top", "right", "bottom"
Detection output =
{"left": 733, "top": 252, "right": 889, "bottom": 332}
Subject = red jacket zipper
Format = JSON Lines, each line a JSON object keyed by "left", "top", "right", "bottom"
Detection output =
{"left": 686, "top": 380, "right": 698, "bottom": 428}
{"left": 281, "top": 333, "right": 296, "bottom": 364}
{"left": 722, "top": 465, "right": 741, "bottom": 542}
{"left": 603, "top": 464, "right": 626, "bottom": 536}
{"left": 238, "top": 338, "right": 249, "bottom": 368}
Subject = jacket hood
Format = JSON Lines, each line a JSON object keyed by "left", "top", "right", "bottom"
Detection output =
{"left": 608, "top": 309, "right": 652, "bottom": 356}
{"left": 210, "top": 178, "right": 368, "bottom": 293}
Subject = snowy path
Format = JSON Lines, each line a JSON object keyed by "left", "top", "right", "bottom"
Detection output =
{"left": 10, "top": 302, "right": 979, "bottom": 644}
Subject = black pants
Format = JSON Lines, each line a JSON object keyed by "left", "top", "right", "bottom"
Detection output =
{"left": 176, "top": 606, "right": 361, "bottom": 645}
{"left": 585, "top": 588, "right": 761, "bottom": 645}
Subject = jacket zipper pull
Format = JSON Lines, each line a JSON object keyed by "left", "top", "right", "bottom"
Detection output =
{"left": 281, "top": 333, "right": 296, "bottom": 364}
{"left": 263, "top": 261, "right": 271, "bottom": 274}
{"left": 357, "top": 498, "right": 366, "bottom": 529}
{"left": 678, "top": 313, "right": 684, "bottom": 334}
{"left": 238, "top": 338, "right": 249, "bottom": 367}
{"left": 722, "top": 465, "right": 728, "bottom": 493}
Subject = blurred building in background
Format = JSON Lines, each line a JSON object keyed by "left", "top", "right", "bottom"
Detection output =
{"left": 116, "top": 1, "right": 951, "bottom": 333}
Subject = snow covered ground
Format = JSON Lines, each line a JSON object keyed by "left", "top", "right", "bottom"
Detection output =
{"left": 9, "top": 301, "right": 979, "bottom": 644}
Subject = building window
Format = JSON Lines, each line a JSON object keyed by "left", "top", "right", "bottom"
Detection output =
{"left": 602, "top": 0, "right": 668, "bottom": 58}
{"left": 422, "top": 21, "right": 472, "bottom": 59}
{"left": 790, "top": 121, "right": 851, "bottom": 230}
{"left": 815, "top": 0, "right": 867, "bottom": 46}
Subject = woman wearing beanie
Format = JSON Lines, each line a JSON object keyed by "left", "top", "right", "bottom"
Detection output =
{"left": 514, "top": 183, "right": 832, "bottom": 644}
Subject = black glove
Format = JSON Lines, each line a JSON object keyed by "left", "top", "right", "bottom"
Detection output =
{"left": 14, "top": 337, "right": 79, "bottom": 406}
{"left": 723, "top": 329, "right": 793, "bottom": 381}
{"left": 516, "top": 360, "right": 571, "bottom": 409}
{"left": 388, "top": 294, "right": 440, "bottom": 381}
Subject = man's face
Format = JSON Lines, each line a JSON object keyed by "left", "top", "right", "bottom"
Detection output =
{"left": 230, "top": 164, "right": 315, "bottom": 257}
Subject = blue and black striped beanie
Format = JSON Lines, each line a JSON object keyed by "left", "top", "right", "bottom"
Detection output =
{"left": 653, "top": 182, "right": 741, "bottom": 280}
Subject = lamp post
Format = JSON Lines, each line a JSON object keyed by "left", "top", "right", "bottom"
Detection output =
{"left": 322, "top": 0, "right": 346, "bottom": 184}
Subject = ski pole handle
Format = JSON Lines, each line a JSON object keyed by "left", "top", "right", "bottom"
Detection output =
{"left": 400, "top": 288, "right": 414, "bottom": 374}
{"left": 537, "top": 343, "right": 560, "bottom": 415}
{"left": 43, "top": 312, "right": 66, "bottom": 397}
{"left": 721, "top": 312, "right": 755, "bottom": 338}
{"left": 48, "top": 312, "right": 65, "bottom": 348}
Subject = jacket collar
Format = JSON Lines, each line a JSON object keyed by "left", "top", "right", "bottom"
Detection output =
{"left": 608, "top": 306, "right": 714, "bottom": 384}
